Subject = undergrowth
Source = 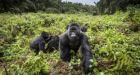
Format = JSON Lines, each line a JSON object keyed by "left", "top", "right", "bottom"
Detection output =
{"left": 0, "top": 9, "right": 140, "bottom": 75}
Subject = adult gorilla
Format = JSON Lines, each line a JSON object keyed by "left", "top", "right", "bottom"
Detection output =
{"left": 59, "top": 23, "right": 93, "bottom": 74}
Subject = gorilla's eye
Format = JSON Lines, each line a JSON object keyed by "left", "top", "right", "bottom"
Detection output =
{"left": 70, "top": 27, "right": 76, "bottom": 31}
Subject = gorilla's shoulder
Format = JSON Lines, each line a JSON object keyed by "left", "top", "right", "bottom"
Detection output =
{"left": 59, "top": 32, "right": 69, "bottom": 42}
{"left": 59, "top": 32, "right": 67, "bottom": 39}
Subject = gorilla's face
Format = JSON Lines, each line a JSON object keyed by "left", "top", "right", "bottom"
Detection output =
{"left": 67, "top": 24, "right": 81, "bottom": 41}
{"left": 41, "top": 32, "right": 50, "bottom": 42}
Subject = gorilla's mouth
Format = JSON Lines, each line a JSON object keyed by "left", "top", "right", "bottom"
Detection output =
{"left": 70, "top": 32, "right": 76, "bottom": 37}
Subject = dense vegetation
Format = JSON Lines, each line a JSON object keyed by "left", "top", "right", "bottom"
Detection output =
{"left": 0, "top": 7, "right": 140, "bottom": 74}
{"left": 0, "top": 0, "right": 139, "bottom": 15}
{"left": 0, "top": 0, "right": 96, "bottom": 14}
{"left": 97, "top": 0, "right": 140, "bottom": 14}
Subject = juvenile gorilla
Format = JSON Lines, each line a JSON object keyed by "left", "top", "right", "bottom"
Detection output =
{"left": 81, "top": 24, "right": 88, "bottom": 32}
{"left": 59, "top": 23, "right": 93, "bottom": 74}
{"left": 30, "top": 31, "right": 51, "bottom": 55}
{"left": 45, "top": 35, "right": 59, "bottom": 52}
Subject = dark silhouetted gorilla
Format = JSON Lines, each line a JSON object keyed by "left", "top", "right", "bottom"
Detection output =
{"left": 59, "top": 23, "right": 93, "bottom": 74}
{"left": 30, "top": 31, "right": 51, "bottom": 55}
{"left": 81, "top": 24, "right": 88, "bottom": 32}
{"left": 45, "top": 35, "right": 59, "bottom": 52}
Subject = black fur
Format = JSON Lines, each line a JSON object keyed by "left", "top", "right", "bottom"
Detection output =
{"left": 45, "top": 36, "right": 59, "bottom": 52}
{"left": 30, "top": 31, "right": 51, "bottom": 55}
{"left": 59, "top": 23, "right": 93, "bottom": 74}
{"left": 81, "top": 24, "right": 88, "bottom": 32}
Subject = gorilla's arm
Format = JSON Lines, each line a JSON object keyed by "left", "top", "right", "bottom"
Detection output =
{"left": 39, "top": 42, "right": 45, "bottom": 50}
{"left": 59, "top": 34, "right": 71, "bottom": 62}
{"left": 45, "top": 36, "right": 59, "bottom": 52}
{"left": 81, "top": 35, "right": 93, "bottom": 74}
{"left": 45, "top": 40, "right": 55, "bottom": 52}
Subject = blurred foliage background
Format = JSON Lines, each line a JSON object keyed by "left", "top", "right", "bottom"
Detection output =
{"left": 0, "top": 0, "right": 139, "bottom": 14}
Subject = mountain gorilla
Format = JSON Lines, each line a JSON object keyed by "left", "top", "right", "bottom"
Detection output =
{"left": 59, "top": 23, "right": 93, "bottom": 74}
{"left": 44, "top": 24, "right": 88, "bottom": 53}
{"left": 81, "top": 24, "right": 88, "bottom": 32}
{"left": 30, "top": 31, "right": 51, "bottom": 55}
{"left": 45, "top": 36, "right": 59, "bottom": 52}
